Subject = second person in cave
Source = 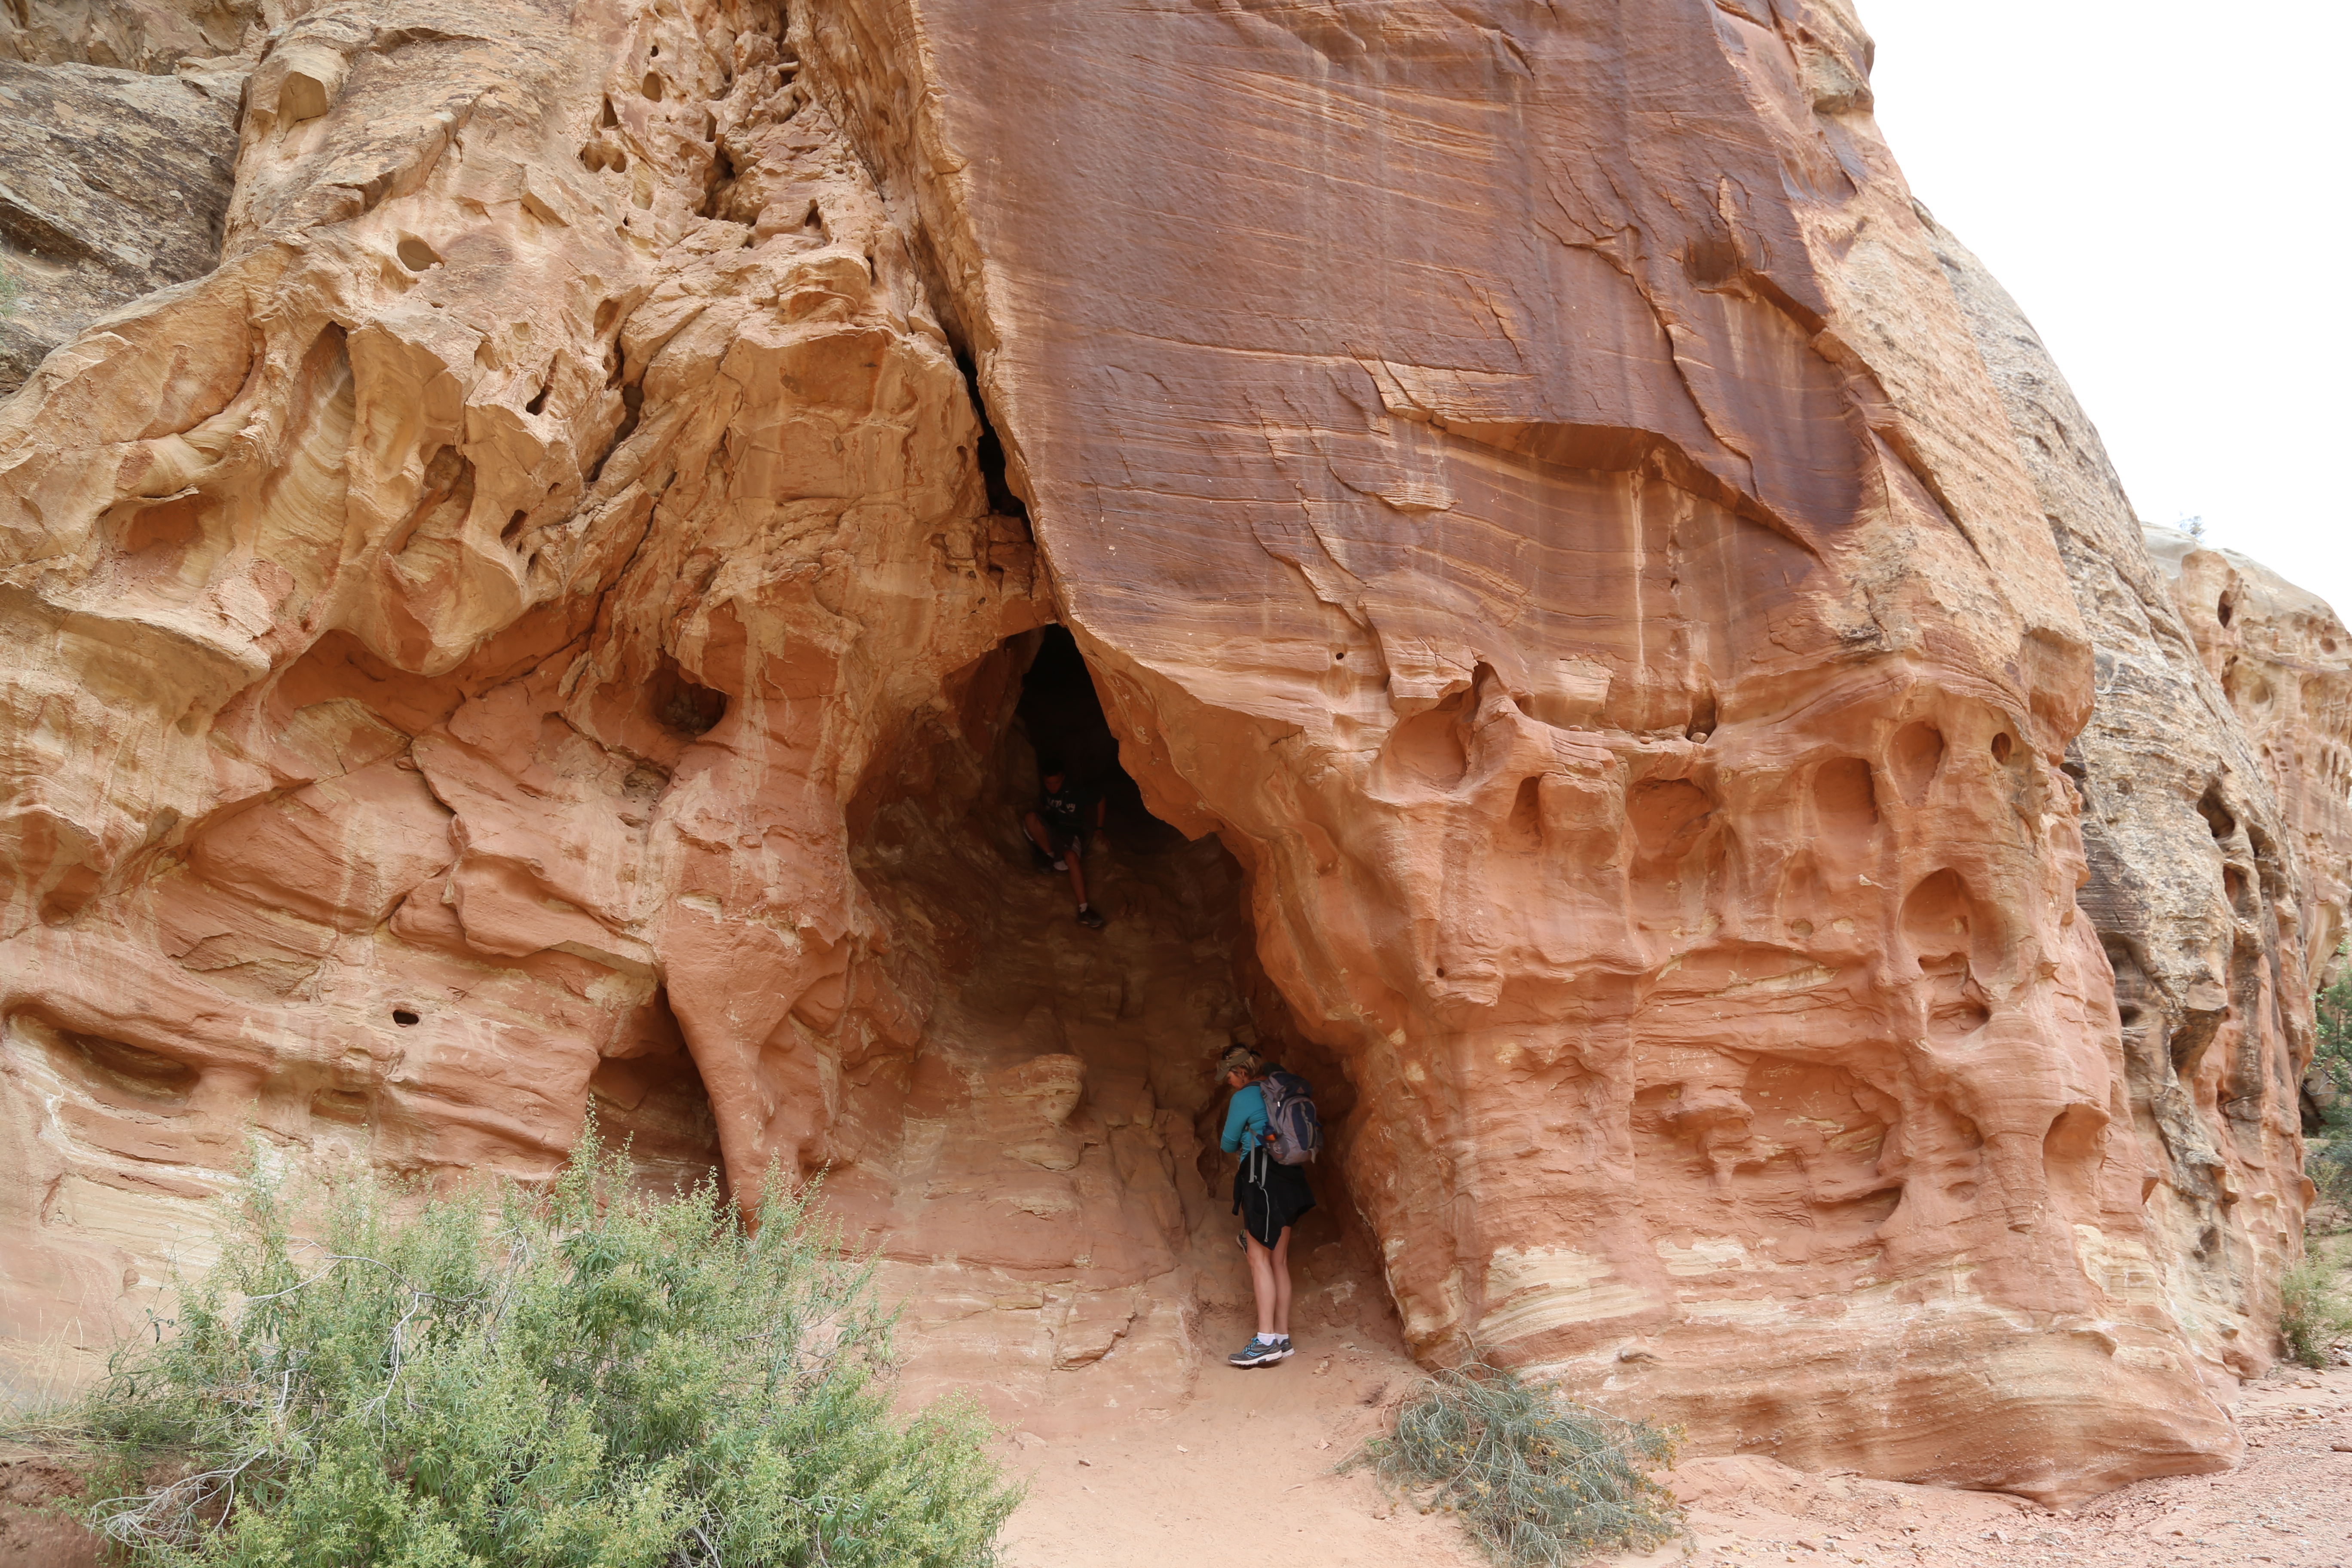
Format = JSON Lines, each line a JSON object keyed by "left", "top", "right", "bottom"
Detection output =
{"left": 1023, "top": 763, "right": 1109, "bottom": 929}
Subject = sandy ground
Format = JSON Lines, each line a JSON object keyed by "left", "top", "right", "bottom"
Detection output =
{"left": 998, "top": 1308, "right": 2352, "bottom": 1568}
{"left": 993, "top": 1307, "right": 1483, "bottom": 1568}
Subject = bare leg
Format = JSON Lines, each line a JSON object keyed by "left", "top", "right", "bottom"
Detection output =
{"left": 1272, "top": 1225, "right": 1294, "bottom": 1338}
{"left": 1064, "top": 839, "right": 1090, "bottom": 906}
{"left": 1243, "top": 1230, "right": 1280, "bottom": 1338}
{"left": 1021, "top": 811, "right": 1057, "bottom": 858}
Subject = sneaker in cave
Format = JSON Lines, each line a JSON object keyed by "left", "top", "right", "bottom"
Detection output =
{"left": 1075, "top": 906, "right": 1106, "bottom": 929}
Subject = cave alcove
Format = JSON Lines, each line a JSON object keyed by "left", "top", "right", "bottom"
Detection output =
{"left": 844, "top": 624, "right": 1382, "bottom": 1334}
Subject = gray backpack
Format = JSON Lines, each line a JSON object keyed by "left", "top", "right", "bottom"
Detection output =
{"left": 1258, "top": 1071, "right": 1322, "bottom": 1165}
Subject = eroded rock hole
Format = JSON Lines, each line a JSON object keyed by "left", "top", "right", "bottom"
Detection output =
{"left": 392, "top": 1008, "right": 420, "bottom": 1026}
{"left": 652, "top": 655, "right": 726, "bottom": 736}
{"left": 2197, "top": 783, "right": 2236, "bottom": 842}
{"left": 701, "top": 141, "right": 739, "bottom": 220}
{"left": 22, "top": 1015, "right": 199, "bottom": 1106}
{"left": 395, "top": 235, "right": 441, "bottom": 272}
{"left": 842, "top": 625, "right": 1385, "bottom": 1351}
{"left": 1889, "top": 721, "right": 1944, "bottom": 805}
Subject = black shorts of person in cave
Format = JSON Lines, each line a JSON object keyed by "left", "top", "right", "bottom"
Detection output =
{"left": 1021, "top": 769, "right": 1109, "bottom": 928}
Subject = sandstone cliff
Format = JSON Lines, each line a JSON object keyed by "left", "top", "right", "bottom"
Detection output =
{"left": 0, "top": 0, "right": 2341, "bottom": 1505}
{"left": 1927, "top": 215, "right": 2350, "bottom": 1384}
{"left": 2142, "top": 523, "right": 2352, "bottom": 1119}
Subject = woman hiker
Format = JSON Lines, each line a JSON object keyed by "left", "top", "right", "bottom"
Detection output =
{"left": 1217, "top": 1044, "right": 1314, "bottom": 1367}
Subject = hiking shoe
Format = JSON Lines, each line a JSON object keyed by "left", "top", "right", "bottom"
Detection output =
{"left": 1075, "top": 906, "right": 1106, "bottom": 929}
{"left": 1228, "top": 1336, "right": 1286, "bottom": 1368}
{"left": 1051, "top": 857, "right": 1069, "bottom": 872}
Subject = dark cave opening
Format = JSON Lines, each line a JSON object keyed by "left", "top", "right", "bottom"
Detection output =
{"left": 1012, "top": 624, "right": 1179, "bottom": 854}
{"left": 587, "top": 985, "right": 727, "bottom": 1200}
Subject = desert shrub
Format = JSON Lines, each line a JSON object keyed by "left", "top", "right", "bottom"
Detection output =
{"left": 2279, "top": 1241, "right": 2352, "bottom": 1369}
{"left": 1353, "top": 1363, "right": 1682, "bottom": 1567}
{"left": 77, "top": 1129, "right": 1017, "bottom": 1567}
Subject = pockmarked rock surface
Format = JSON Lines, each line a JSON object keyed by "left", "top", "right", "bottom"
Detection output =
{"left": 2142, "top": 524, "right": 2352, "bottom": 1117}
{"left": 0, "top": 0, "right": 2344, "bottom": 1510}
{"left": 1928, "top": 216, "right": 2352, "bottom": 1381}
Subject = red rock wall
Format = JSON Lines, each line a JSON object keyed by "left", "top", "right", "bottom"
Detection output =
{"left": 0, "top": 0, "right": 2337, "bottom": 1503}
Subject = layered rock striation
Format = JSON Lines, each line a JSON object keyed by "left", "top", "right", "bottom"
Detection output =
{"left": 0, "top": 0, "right": 2343, "bottom": 1504}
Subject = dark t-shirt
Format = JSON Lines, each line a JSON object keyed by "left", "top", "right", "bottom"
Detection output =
{"left": 1040, "top": 781, "right": 1094, "bottom": 834}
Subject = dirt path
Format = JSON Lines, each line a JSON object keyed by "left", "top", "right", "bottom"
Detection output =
{"left": 999, "top": 1315, "right": 2352, "bottom": 1568}
{"left": 995, "top": 1306, "right": 1482, "bottom": 1568}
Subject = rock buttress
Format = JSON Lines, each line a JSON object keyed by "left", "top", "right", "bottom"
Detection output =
{"left": 796, "top": 0, "right": 2254, "bottom": 1500}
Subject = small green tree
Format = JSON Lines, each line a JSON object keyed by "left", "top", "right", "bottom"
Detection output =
{"left": 2315, "top": 950, "right": 2352, "bottom": 1113}
{"left": 77, "top": 1130, "right": 1017, "bottom": 1566}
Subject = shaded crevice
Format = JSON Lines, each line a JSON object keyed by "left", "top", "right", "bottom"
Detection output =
{"left": 956, "top": 352, "right": 1028, "bottom": 524}
{"left": 588, "top": 984, "right": 728, "bottom": 1199}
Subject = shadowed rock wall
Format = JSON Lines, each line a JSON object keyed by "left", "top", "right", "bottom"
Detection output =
{"left": 0, "top": 0, "right": 2342, "bottom": 1504}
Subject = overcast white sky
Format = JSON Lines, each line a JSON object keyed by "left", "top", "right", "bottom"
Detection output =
{"left": 1863, "top": 0, "right": 2352, "bottom": 622}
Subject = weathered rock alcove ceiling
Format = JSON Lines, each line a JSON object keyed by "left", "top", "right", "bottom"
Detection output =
{"left": 3, "top": 0, "right": 2350, "bottom": 1506}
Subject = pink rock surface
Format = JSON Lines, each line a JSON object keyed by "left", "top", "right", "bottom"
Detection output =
{"left": 0, "top": 0, "right": 2341, "bottom": 1508}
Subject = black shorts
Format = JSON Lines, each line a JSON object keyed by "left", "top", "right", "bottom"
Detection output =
{"left": 1044, "top": 822, "right": 1089, "bottom": 854}
{"left": 1234, "top": 1152, "right": 1314, "bottom": 1246}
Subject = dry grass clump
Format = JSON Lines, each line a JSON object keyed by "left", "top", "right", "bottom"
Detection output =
{"left": 1354, "top": 1362, "right": 1682, "bottom": 1567}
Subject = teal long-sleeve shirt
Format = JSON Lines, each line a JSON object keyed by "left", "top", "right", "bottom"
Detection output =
{"left": 1220, "top": 1083, "right": 1267, "bottom": 1154}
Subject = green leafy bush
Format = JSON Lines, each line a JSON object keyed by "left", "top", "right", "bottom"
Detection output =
{"left": 78, "top": 1130, "right": 1018, "bottom": 1566}
{"left": 1353, "top": 1363, "right": 1682, "bottom": 1567}
{"left": 2279, "top": 1242, "right": 2352, "bottom": 1369}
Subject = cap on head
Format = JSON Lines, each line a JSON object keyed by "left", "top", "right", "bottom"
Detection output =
{"left": 1214, "top": 1044, "right": 1264, "bottom": 1082}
